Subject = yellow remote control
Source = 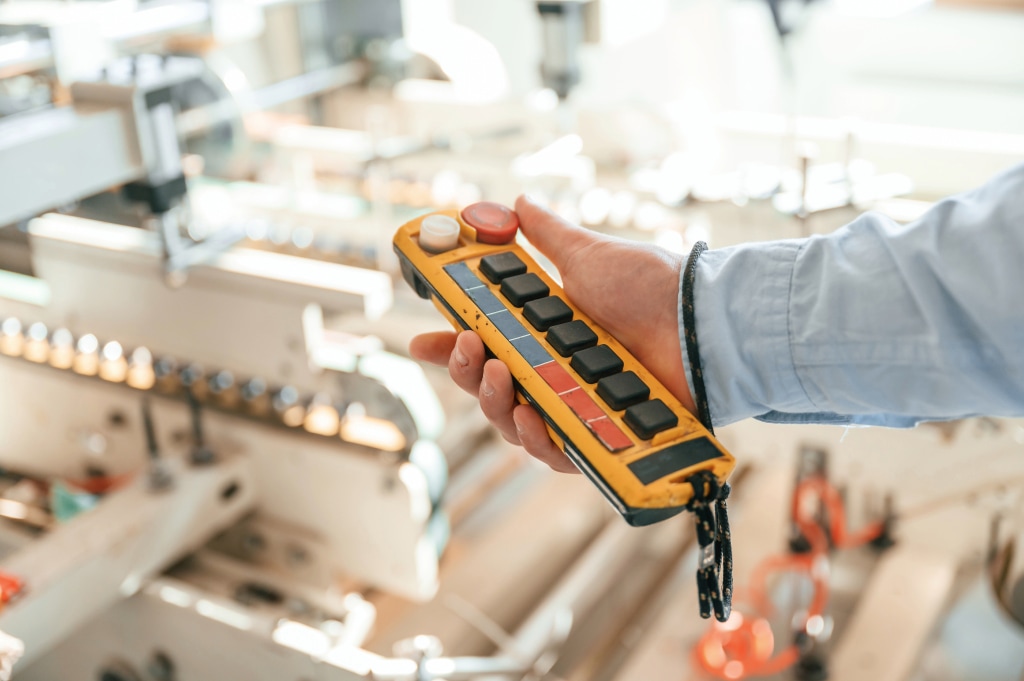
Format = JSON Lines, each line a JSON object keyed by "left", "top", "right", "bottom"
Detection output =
{"left": 395, "top": 202, "right": 735, "bottom": 526}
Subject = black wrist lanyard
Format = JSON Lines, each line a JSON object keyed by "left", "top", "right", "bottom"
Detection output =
{"left": 682, "top": 241, "right": 733, "bottom": 622}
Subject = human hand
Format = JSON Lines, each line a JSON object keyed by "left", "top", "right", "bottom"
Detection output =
{"left": 409, "top": 195, "right": 695, "bottom": 473}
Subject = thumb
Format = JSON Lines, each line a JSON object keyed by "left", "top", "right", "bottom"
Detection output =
{"left": 514, "top": 195, "right": 598, "bottom": 271}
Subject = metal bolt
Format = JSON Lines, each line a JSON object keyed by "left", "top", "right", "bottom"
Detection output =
{"left": 146, "top": 651, "right": 174, "bottom": 681}
{"left": 241, "top": 532, "right": 266, "bottom": 555}
{"left": 286, "top": 544, "right": 309, "bottom": 567}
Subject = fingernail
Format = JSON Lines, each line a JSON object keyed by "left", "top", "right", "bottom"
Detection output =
{"left": 480, "top": 377, "right": 494, "bottom": 397}
{"left": 454, "top": 342, "right": 468, "bottom": 368}
{"left": 514, "top": 418, "right": 525, "bottom": 436}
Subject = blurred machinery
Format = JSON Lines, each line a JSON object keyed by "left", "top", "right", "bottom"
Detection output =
{"left": 0, "top": 0, "right": 1024, "bottom": 679}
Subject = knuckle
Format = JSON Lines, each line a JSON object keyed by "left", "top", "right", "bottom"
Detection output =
{"left": 523, "top": 440, "right": 546, "bottom": 459}
{"left": 479, "top": 391, "right": 502, "bottom": 417}
{"left": 500, "top": 431, "right": 521, "bottom": 446}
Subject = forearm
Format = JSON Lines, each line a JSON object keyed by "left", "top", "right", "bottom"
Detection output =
{"left": 681, "top": 162, "right": 1024, "bottom": 427}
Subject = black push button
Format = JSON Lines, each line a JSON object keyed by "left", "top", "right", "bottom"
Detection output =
{"left": 596, "top": 371, "right": 650, "bottom": 410}
{"left": 500, "top": 273, "right": 549, "bottom": 307}
{"left": 524, "top": 296, "right": 573, "bottom": 331}
{"left": 570, "top": 345, "right": 623, "bottom": 383}
{"left": 479, "top": 252, "right": 527, "bottom": 284}
{"left": 547, "top": 320, "right": 598, "bottom": 357}
{"left": 624, "top": 399, "right": 678, "bottom": 439}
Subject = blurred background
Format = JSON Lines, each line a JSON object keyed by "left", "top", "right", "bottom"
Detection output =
{"left": 0, "top": 0, "right": 1022, "bottom": 679}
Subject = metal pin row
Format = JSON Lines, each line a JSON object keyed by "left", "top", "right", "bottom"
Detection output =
{"left": 0, "top": 317, "right": 406, "bottom": 453}
{"left": 241, "top": 221, "right": 378, "bottom": 268}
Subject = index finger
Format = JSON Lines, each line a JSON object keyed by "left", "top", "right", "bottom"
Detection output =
{"left": 409, "top": 331, "right": 458, "bottom": 366}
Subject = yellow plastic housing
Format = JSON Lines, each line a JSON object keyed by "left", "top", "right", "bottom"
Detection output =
{"left": 394, "top": 209, "right": 735, "bottom": 525}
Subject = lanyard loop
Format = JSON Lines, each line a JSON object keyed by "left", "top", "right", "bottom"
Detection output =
{"left": 687, "top": 471, "right": 733, "bottom": 622}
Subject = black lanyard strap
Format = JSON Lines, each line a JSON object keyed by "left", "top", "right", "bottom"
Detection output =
{"left": 687, "top": 471, "right": 733, "bottom": 622}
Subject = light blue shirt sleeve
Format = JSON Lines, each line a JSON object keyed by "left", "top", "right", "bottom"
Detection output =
{"left": 679, "top": 161, "right": 1024, "bottom": 428}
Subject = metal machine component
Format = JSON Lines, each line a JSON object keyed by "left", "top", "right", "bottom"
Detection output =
{"left": 0, "top": 212, "right": 442, "bottom": 603}
{"left": 535, "top": 1, "right": 592, "bottom": 100}
{"left": 0, "top": 150, "right": 453, "bottom": 672}
{"left": 142, "top": 398, "right": 175, "bottom": 491}
{"left": 0, "top": 53, "right": 246, "bottom": 278}
{"left": 0, "top": 1, "right": 225, "bottom": 87}
{"left": 0, "top": 56, "right": 201, "bottom": 227}
{"left": 19, "top": 213, "right": 394, "bottom": 387}
{"left": 0, "top": 455, "right": 256, "bottom": 668}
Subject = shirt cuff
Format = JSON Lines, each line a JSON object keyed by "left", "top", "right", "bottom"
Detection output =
{"left": 678, "top": 239, "right": 812, "bottom": 427}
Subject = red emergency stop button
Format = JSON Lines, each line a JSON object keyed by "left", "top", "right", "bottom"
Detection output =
{"left": 461, "top": 202, "right": 519, "bottom": 245}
